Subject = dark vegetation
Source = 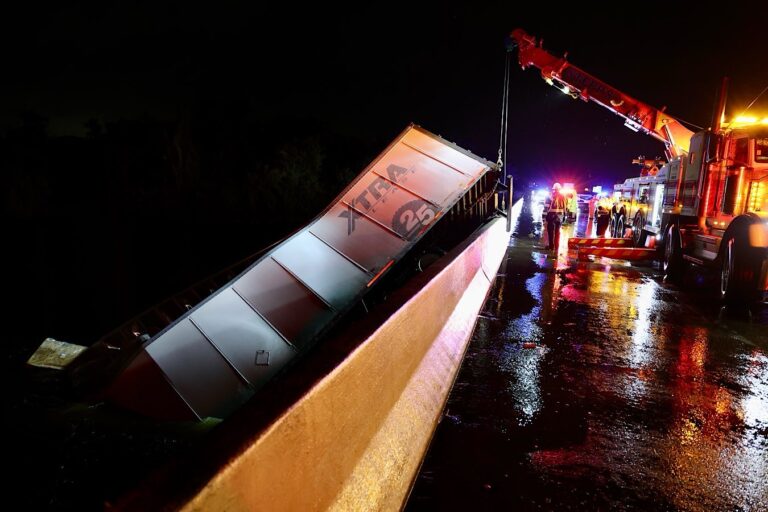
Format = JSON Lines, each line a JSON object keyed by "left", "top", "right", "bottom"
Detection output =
{"left": 5, "top": 109, "right": 383, "bottom": 360}
{"left": 4, "top": 106, "right": 505, "bottom": 510}
{"left": 3, "top": 108, "right": 389, "bottom": 510}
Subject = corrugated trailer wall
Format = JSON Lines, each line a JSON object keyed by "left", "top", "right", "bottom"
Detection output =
{"left": 105, "top": 125, "right": 496, "bottom": 420}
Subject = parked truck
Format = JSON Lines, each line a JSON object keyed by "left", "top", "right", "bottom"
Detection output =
{"left": 510, "top": 29, "right": 768, "bottom": 303}
{"left": 604, "top": 157, "right": 666, "bottom": 242}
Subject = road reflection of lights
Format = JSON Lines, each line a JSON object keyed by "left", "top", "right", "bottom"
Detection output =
{"left": 623, "top": 279, "right": 661, "bottom": 400}
{"left": 632, "top": 281, "right": 658, "bottom": 350}
{"left": 737, "top": 391, "right": 768, "bottom": 501}
{"left": 690, "top": 340, "right": 707, "bottom": 370}
{"left": 739, "top": 350, "right": 768, "bottom": 431}
{"left": 672, "top": 331, "right": 713, "bottom": 417}
{"left": 714, "top": 387, "right": 733, "bottom": 416}
{"left": 678, "top": 418, "right": 700, "bottom": 446}
{"left": 657, "top": 325, "right": 768, "bottom": 511}
{"left": 688, "top": 348, "right": 768, "bottom": 509}
{"left": 588, "top": 267, "right": 612, "bottom": 295}
{"left": 554, "top": 224, "right": 576, "bottom": 269}
{"left": 677, "top": 326, "right": 708, "bottom": 376}
{"left": 714, "top": 349, "right": 768, "bottom": 507}
{"left": 505, "top": 344, "right": 547, "bottom": 426}
{"left": 586, "top": 266, "right": 643, "bottom": 341}
{"left": 499, "top": 273, "right": 549, "bottom": 426}
{"left": 509, "top": 198, "right": 524, "bottom": 236}
{"left": 501, "top": 273, "right": 549, "bottom": 342}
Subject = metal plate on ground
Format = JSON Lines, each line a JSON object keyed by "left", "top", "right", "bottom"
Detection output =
{"left": 27, "top": 338, "right": 87, "bottom": 370}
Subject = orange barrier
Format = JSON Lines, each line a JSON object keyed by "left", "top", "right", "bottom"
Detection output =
{"left": 115, "top": 209, "right": 518, "bottom": 512}
{"left": 568, "top": 237, "right": 632, "bottom": 248}
{"left": 577, "top": 246, "right": 657, "bottom": 261}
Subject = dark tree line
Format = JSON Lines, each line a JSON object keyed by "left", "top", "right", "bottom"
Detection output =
{"left": 5, "top": 107, "right": 380, "bottom": 358}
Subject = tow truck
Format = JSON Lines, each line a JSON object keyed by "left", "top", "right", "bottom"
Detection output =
{"left": 510, "top": 29, "right": 768, "bottom": 303}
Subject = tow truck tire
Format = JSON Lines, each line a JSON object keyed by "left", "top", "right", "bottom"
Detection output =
{"left": 720, "top": 235, "right": 761, "bottom": 304}
{"left": 632, "top": 214, "right": 646, "bottom": 247}
{"left": 663, "top": 226, "right": 683, "bottom": 282}
{"left": 608, "top": 207, "right": 619, "bottom": 237}
{"left": 614, "top": 215, "right": 625, "bottom": 239}
{"left": 720, "top": 237, "right": 737, "bottom": 302}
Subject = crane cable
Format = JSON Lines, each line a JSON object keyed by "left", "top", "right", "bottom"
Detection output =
{"left": 497, "top": 50, "right": 511, "bottom": 179}
{"left": 737, "top": 83, "right": 768, "bottom": 117}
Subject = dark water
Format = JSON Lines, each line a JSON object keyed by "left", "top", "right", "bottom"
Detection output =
{"left": 407, "top": 194, "right": 768, "bottom": 511}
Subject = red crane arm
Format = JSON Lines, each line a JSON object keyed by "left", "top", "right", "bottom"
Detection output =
{"left": 510, "top": 29, "right": 694, "bottom": 159}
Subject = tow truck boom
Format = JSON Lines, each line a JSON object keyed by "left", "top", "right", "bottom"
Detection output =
{"left": 510, "top": 29, "right": 695, "bottom": 159}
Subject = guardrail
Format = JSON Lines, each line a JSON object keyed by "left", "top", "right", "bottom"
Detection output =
{"left": 116, "top": 200, "right": 521, "bottom": 511}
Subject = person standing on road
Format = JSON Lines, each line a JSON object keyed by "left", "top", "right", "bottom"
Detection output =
{"left": 545, "top": 183, "right": 566, "bottom": 250}
{"left": 566, "top": 192, "right": 577, "bottom": 224}
{"left": 587, "top": 193, "right": 599, "bottom": 236}
{"left": 596, "top": 202, "right": 611, "bottom": 237}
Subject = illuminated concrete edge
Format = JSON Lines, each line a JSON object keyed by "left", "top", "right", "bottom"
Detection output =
{"left": 119, "top": 202, "right": 520, "bottom": 512}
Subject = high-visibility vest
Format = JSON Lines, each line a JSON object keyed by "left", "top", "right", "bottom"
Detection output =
{"left": 567, "top": 196, "right": 577, "bottom": 213}
{"left": 548, "top": 192, "right": 566, "bottom": 213}
{"left": 588, "top": 197, "right": 598, "bottom": 217}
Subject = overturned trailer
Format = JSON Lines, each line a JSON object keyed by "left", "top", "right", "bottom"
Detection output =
{"left": 20, "top": 124, "right": 514, "bottom": 510}
{"left": 72, "top": 124, "right": 501, "bottom": 421}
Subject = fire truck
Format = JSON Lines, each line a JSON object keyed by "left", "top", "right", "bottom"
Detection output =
{"left": 608, "top": 157, "right": 667, "bottom": 243}
{"left": 510, "top": 29, "right": 768, "bottom": 303}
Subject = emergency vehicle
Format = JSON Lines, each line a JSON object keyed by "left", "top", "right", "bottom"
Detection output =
{"left": 511, "top": 29, "right": 768, "bottom": 302}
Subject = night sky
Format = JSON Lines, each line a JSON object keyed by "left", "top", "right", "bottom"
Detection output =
{"left": 4, "top": 2, "right": 768, "bottom": 345}
{"left": 3, "top": 2, "right": 767, "bottom": 182}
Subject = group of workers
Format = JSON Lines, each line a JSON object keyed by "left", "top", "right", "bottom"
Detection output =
{"left": 544, "top": 182, "right": 611, "bottom": 251}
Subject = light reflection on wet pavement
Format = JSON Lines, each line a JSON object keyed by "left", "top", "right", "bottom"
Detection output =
{"left": 407, "top": 195, "right": 768, "bottom": 511}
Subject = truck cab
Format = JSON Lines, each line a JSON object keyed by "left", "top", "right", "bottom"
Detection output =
{"left": 658, "top": 121, "right": 768, "bottom": 302}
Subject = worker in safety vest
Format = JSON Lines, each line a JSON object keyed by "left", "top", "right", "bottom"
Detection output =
{"left": 566, "top": 193, "right": 578, "bottom": 223}
{"left": 595, "top": 195, "right": 612, "bottom": 237}
{"left": 544, "top": 183, "right": 566, "bottom": 250}
{"left": 587, "top": 194, "right": 599, "bottom": 236}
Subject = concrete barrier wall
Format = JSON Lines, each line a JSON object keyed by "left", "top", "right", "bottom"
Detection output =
{"left": 120, "top": 202, "right": 520, "bottom": 512}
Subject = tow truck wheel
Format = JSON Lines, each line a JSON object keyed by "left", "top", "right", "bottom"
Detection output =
{"left": 720, "top": 237, "right": 735, "bottom": 301}
{"left": 608, "top": 213, "right": 619, "bottom": 238}
{"left": 632, "top": 214, "right": 646, "bottom": 247}
{"left": 632, "top": 226, "right": 646, "bottom": 247}
{"left": 614, "top": 215, "right": 625, "bottom": 239}
{"left": 663, "top": 226, "right": 683, "bottom": 282}
{"left": 720, "top": 235, "right": 761, "bottom": 304}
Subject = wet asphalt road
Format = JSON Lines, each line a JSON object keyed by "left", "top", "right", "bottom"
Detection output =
{"left": 406, "top": 196, "right": 768, "bottom": 511}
